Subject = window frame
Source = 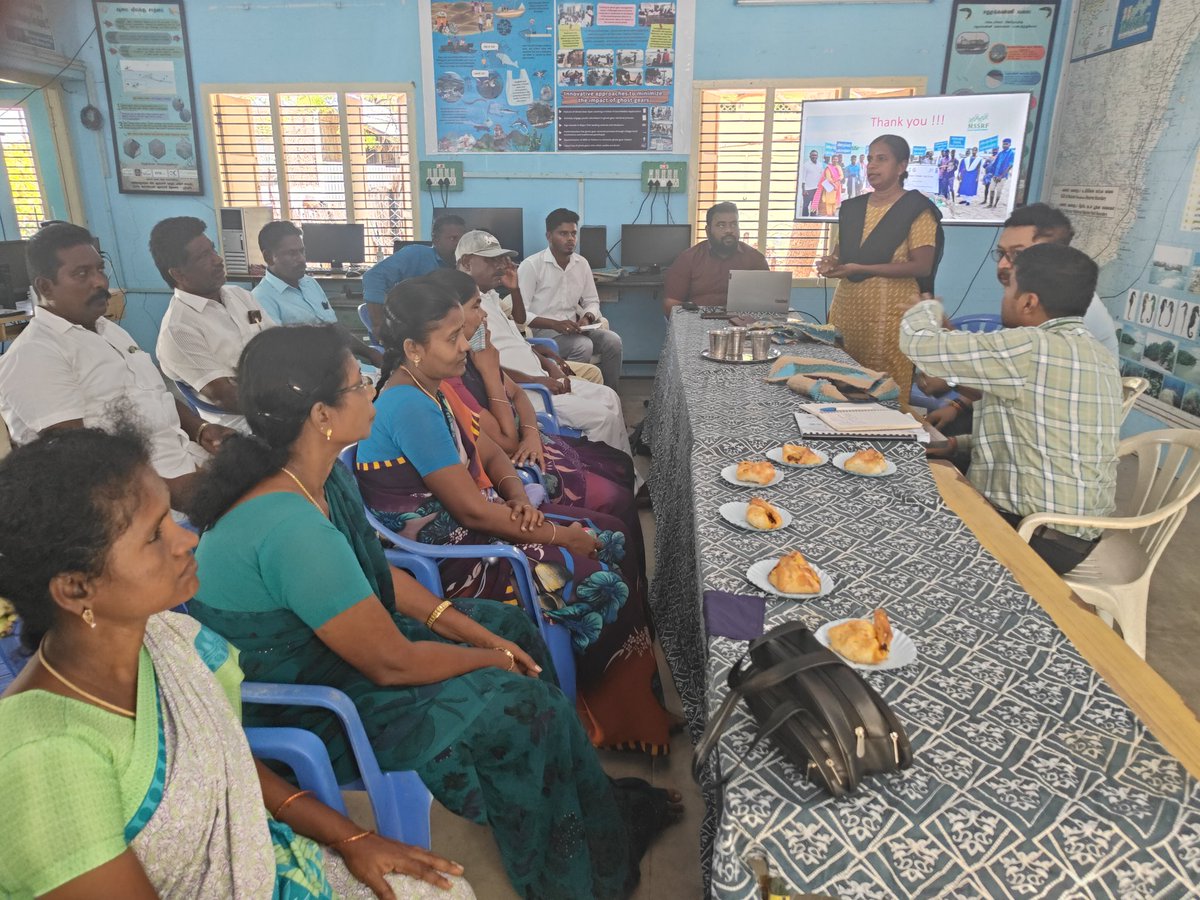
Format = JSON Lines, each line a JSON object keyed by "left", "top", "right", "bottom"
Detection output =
{"left": 0, "top": 102, "right": 50, "bottom": 238}
{"left": 690, "top": 76, "right": 927, "bottom": 286}
{"left": 202, "top": 83, "right": 420, "bottom": 254}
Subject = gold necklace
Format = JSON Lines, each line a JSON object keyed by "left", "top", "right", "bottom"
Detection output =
{"left": 37, "top": 638, "right": 136, "bottom": 718}
{"left": 399, "top": 364, "right": 442, "bottom": 408}
{"left": 280, "top": 466, "right": 325, "bottom": 514}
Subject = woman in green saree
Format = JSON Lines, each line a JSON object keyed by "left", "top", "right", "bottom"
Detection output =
{"left": 185, "top": 325, "right": 677, "bottom": 899}
{"left": 0, "top": 427, "right": 469, "bottom": 899}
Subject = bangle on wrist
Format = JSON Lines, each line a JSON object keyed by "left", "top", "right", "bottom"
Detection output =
{"left": 271, "top": 789, "right": 312, "bottom": 820}
{"left": 494, "top": 646, "right": 516, "bottom": 671}
{"left": 520, "top": 423, "right": 538, "bottom": 431}
{"left": 488, "top": 396, "right": 508, "bottom": 403}
{"left": 425, "top": 599, "right": 453, "bottom": 629}
{"left": 549, "top": 520, "right": 558, "bottom": 545}
{"left": 196, "top": 421, "right": 213, "bottom": 445}
{"left": 331, "top": 830, "right": 373, "bottom": 851}
{"left": 497, "top": 474, "right": 520, "bottom": 489}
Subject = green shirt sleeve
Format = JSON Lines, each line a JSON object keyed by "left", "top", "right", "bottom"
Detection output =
{"left": 259, "top": 508, "right": 378, "bottom": 629}
{"left": 0, "top": 735, "right": 128, "bottom": 895}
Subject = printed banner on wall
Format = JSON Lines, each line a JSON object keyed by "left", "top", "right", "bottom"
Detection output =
{"left": 93, "top": 1, "right": 202, "bottom": 194}
{"left": 1071, "top": 0, "right": 1159, "bottom": 62}
{"left": 419, "top": 1, "right": 689, "bottom": 153}
{"left": 940, "top": 0, "right": 1060, "bottom": 206}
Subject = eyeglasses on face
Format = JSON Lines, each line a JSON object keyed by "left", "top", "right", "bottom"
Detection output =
{"left": 991, "top": 247, "right": 1023, "bottom": 264}
{"left": 336, "top": 373, "right": 374, "bottom": 395}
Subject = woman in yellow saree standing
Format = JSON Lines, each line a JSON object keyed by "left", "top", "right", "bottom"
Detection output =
{"left": 819, "top": 135, "right": 943, "bottom": 408}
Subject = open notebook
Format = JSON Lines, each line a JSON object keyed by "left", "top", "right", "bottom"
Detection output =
{"left": 794, "top": 403, "right": 930, "bottom": 443}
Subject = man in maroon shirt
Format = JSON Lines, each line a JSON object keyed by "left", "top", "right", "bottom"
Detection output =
{"left": 662, "top": 202, "right": 769, "bottom": 316}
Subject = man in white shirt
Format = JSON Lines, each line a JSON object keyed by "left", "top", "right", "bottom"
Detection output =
{"left": 516, "top": 208, "right": 623, "bottom": 388}
{"left": 0, "top": 223, "right": 233, "bottom": 508}
{"left": 456, "top": 230, "right": 634, "bottom": 456}
{"left": 151, "top": 216, "right": 275, "bottom": 431}
{"left": 801, "top": 149, "right": 823, "bottom": 218}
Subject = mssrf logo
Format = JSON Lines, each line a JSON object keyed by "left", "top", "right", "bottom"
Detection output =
{"left": 968, "top": 113, "right": 991, "bottom": 132}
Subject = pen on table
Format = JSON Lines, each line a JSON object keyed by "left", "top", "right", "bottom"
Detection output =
{"left": 818, "top": 406, "right": 837, "bottom": 412}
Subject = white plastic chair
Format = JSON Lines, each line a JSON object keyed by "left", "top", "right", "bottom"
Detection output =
{"left": 1016, "top": 428, "right": 1200, "bottom": 658}
{"left": 1120, "top": 376, "right": 1149, "bottom": 424}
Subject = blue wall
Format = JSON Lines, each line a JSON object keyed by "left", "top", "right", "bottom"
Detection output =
{"left": 38, "top": 0, "right": 1073, "bottom": 354}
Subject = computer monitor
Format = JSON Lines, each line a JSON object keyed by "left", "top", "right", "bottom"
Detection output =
{"left": 442, "top": 207, "right": 524, "bottom": 258}
{"left": 0, "top": 241, "right": 31, "bottom": 308}
{"left": 579, "top": 226, "right": 608, "bottom": 269}
{"left": 301, "top": 223, "right": 365, "bottom": 270}
{"left": 620, "top": 224, "right": 692, "bottom": 271}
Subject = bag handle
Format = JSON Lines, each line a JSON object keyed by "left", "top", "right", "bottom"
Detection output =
{"left": 693, "top": 649, "right": 845, "bottom": 782}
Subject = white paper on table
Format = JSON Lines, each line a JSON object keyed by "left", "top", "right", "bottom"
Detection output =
{"left": 793, "top": 412, "right": 931, "bottom": 444}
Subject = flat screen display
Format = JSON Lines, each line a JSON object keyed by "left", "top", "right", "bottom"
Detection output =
{"left": 795, "top": 92, "right": 1030, "bottom": 225}
{"left": 442, "top": 207, "right": 524, "bottom": 258}
{"left": 301, "top": 223, "right": 365, "bottom": 268}
{"left": 579, "top": 225, "right": 608, "bottom": 269}
{"left": 620, "top": 224, "right": 692, "bottom": 270}
{"left": 0, "top": 241, "right": 30, "bottom": 307}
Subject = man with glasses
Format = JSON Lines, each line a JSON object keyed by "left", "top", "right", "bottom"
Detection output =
{"left": 922, "top": 204, "right": 1119, "bottom": 444}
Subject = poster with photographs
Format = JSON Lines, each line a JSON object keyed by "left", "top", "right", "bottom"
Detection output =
{"left": 1117, "top": 272, "right": 1200, "bottom": 422}
{"left": 419, "top": 0, "right": 691, "bottom": 153}
{"left": 93, "top": 1, "right": 202, "bottom": 194}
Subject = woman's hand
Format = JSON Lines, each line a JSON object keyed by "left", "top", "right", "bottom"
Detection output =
{"left": 816, "top": 254, "right": 839, "bottom": 277}
{"left": 505, "top": 497, "right": 545, "bottom": 531}
{"left": 558, "top": 521, "right": 601, "bottom": 560}
{"left": 473, "top": 325, "right": 502, "bottom": 375}
{"left": 487, "top": 638, "right": 541, "bottom": 676}
{"left": 512, "top": 430, "right": 545, "bottom": 469}
{"left": 339, "top": 833, "right": 464, "bottom": 898}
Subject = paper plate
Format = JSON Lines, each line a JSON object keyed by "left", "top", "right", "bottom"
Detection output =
{"left": 767, "top": 445, "right": 828, "bottom": 469}
{"left": 746, "top": 557, "right": 834, "bottom": 599}
{"left": 831, "top": 451, "right": 897, "bottom": 477}
{"left": 721, "top": 463, "right": 785, "bottom": 488}
{"left": 814, "top": 619, "right": 917, "bottom": 670}
{"left": 719, "top": 500, "right": 794, "bottom": 531}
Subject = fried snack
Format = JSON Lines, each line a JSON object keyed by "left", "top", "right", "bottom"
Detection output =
{"left": 843, "top": 447, "right": 888, "bottom": 475}
{"left": 827, "top": 609, "right": 893, "bottom": 665}
{"left": 745, "top": 497, "right": 783, "bottom": 530}
{"left": 768, "top": 551, "right": 822, "bottom": 594}
{"left": 781, "top": 443, "right": 822, "bottom": 465}
{"left": 735, "top": 460, "right": 777, "bottom": 484}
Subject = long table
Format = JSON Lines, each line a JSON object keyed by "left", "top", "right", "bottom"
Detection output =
{"left": 647, "top": 311, "right": 1200, "bottom": 898}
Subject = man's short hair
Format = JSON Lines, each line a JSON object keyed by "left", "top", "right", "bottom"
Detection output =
{"left": 1003, "top": 203, "right": 1075, "bottom": 246}
{"left": 545, "top": 208, "right": 579, "bottom": 233}
{"left": 26, "top": 222, "right": 95, "bottom": 284}
{"left": 1013, "top": 243, "right": 1097, "bottom": 319}
{"left": 149, "top": 216, "right": 209, "bottom": 288}
{"left": 258, "top": 220, "right": 302, "bottom": 259}
{"left": 706, "top": 201, "right": 738, "bottom": 228}
{"left": 431, "top": 214, "right": 466, "bottom": 240}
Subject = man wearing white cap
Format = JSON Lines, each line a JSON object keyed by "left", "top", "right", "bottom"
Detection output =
{"left": 456, "top": 230, "right": 634, "bottom": 456}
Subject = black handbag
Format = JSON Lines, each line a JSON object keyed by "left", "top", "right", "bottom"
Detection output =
{"left": 693, "top": 620, "right": 913, "bottom": 797}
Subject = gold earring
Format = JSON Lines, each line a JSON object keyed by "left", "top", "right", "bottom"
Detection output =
{"left": 82, "top": 608, "right": 96, "bottom": 629}
{"left": 324, "top": 428, "right": 333, "bottom": 442}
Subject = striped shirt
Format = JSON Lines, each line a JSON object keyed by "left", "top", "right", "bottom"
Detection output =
{"left": 900, "top": 299, "right": 1120, "bottom": 539}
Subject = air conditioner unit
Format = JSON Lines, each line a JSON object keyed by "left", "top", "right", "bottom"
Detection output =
{"left": 218, "top": 206, "right": 273, "bottom": 275}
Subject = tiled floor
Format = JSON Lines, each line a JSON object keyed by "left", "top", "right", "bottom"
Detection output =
{"left": 349, "top": 377, "right": 1200, "bottom": 899}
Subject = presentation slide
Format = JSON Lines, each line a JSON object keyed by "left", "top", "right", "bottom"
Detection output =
{"left": 795, "top": 93, "right": 1030, "bottom": 226}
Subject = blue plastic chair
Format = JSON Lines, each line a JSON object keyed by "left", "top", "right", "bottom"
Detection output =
{"left": 910, "top": 313, "right": 1005, "bottom": 410}
{"left": 174, "top": 380, "right": 230, "bottom": 418}
{"left": 339, "top": 444, "right": 577, "bottom": 702}
{"left": 357, "top": 303, "right": 385, "bottom": 353}
{"left": 0, "top": 622, "right": 24, "bottom": 692}
{"left": 242, "top": 681, "right": 433, "bottom": 848}
{"left": 518, "top": 381, "right": 584, "bottom": 439}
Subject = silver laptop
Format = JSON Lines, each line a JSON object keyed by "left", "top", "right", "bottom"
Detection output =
{"left": 727, "top": 269, "right": 792, "bottom": 312}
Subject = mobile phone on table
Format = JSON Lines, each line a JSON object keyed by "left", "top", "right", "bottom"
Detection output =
{"left": 701, "top": 311, "right": 731, "bottom": 320}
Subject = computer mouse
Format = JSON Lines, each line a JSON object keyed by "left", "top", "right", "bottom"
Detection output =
{"left": 682, "top": 301, "right": 699, "bottom": 312}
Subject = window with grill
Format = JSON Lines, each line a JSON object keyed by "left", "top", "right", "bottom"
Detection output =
{"left": 694, "top": 83, "right": 922, "bottom": 280}
{"left": 0, "top": 106, "right": 48, "bottom": 239}
{"left": 207, "top": 88, "right": 415, "bottom": 263}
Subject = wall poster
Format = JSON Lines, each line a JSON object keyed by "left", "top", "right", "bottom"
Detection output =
{"left": 940, "top": 0, "right": 1060, "bottom": 205}
{"left": 93, "top": 1, "right": 202, "bottom": 194}
{"left": 419, "top": 1, "right": 692, "bottom": 153}
{"left": 1071, "top": 0, "right": 1160, "bottom": 62}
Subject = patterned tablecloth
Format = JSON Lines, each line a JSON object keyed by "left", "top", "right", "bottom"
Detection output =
{"left": 647, "top": 311, "right": 1200, "bottom": 899}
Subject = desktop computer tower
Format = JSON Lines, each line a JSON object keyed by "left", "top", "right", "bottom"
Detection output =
{"left": 218, "top": 206, "right": 273, "bottom": 275}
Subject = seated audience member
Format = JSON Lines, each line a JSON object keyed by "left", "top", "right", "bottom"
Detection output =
{"left": 185, "top": 324, "right": 677, "bottom": 898}
{"left": 922, "top": 203, "right": 1120, "bottom": 438}
{"left": 0, "top": 427, "right": 471, "bottom": 899}
{"left": 152, "top": 216, "right": 274, "bottom": 431}
{"left": 359, "top": 280, "right": 667, "bottom": 753}
{"left": 662, "top": 201, "right": 768, "bottom": 316}
{"left": 431, "top": 269, "right": 640, "bottom": 529}
{"left": 899, "top": 243, "right": 1120, "bottom": 574}
{"left": 361, "top": 214, "right": 466, "bottom": 338}
{"left": 517, "top": 208, "right": 624, "bottom": 388}
{"left": 252, "top": 220, "right": 382, "bottom": 366}
{"left": 0, "top": 223, "right": 232, "bottom": 509}
{"left": 457, "top": 230, "right": 635, "bottom": 455}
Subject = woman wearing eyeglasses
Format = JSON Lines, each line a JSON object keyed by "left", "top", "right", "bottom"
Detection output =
{"left": 818, "top": 134, "right": 944, "bottom": 409}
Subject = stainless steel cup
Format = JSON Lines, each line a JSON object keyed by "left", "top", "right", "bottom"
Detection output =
{"left": 750, "top": 330, "right": 773, "bottom": 360}
{"left": 727, "top": 327, "right": 747, "bottom": 360}
{"left": 708, "top": 329, "right": 730, "bottom": 359}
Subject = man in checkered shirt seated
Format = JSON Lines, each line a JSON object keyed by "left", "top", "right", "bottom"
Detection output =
{"left": 899, "top": 242, "right": 1121, "bottom": 574}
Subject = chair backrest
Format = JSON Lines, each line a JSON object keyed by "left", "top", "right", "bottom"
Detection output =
{"left": 1120, "top": 377, "right": 1150, "bottom": 423}
{"left": 174, "top": 380, "right": 227, "bottom": 417}
{"left": 952, "top": 313, "right": 1003, "bottom": 333}
{"left": 1118, "top": 428, "right": 1200, "bottom": 564}
{"left": 357, "top": 303, "right": 378, "bottom": 343}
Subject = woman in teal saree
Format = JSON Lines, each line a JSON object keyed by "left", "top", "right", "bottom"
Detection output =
{"left": 184, "top": 325, "right": 677, "bottom": 900}
{"left": 0, "top": 427, "right": 469, "bottom": 899}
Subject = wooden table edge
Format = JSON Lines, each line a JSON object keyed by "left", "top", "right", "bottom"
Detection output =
{"left": 929, "top": 460, "right": 1200, "bottom": 779}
